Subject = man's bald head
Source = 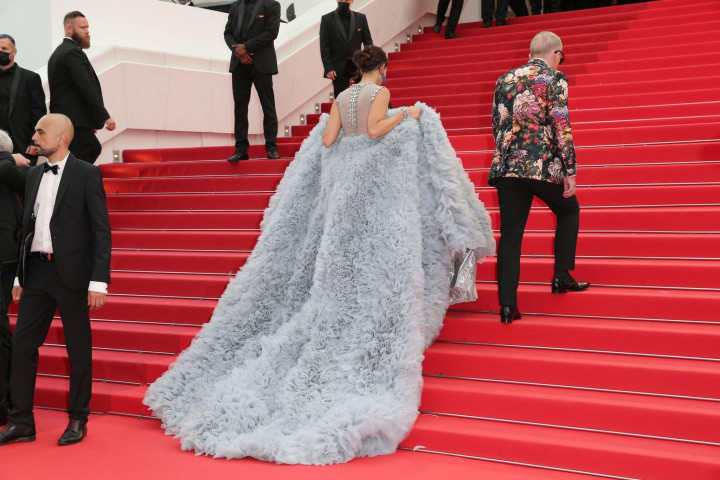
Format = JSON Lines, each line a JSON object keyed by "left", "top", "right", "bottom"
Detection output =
{"left": 32, "top": 114, "right": 75, "bottom": 161}
{"left": 529, "top": 31, "right": 564, "bottom": 69}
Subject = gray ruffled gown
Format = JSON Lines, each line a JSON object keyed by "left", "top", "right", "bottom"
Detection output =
{"left": 143, "top": 82, "right": 495, "bottom": 465}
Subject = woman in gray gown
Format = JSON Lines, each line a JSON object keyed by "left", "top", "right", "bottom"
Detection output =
{"left": 144, "top": 46, "right": 495, "bottom": 465}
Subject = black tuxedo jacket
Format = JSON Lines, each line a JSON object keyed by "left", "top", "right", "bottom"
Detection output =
{"left": 18, "top": 153, "right": 111, "bottom": 289}
{"left": 224, "top": 0, "right": 281, "bottom": 75}
{"left": 319, "top": 10, "right": 373, "bottom": 77}
{"left": 4, "top": 65, "right": 46, "bottom": 155}
{"left": 48, "top": 38, "right": 110, "bottom": 130}
{"left": 0, "top": 152, "right": 26, "bottom": 263}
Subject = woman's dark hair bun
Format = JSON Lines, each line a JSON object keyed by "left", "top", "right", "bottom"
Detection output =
{"left": 352, "top": 46, "right": 388, "bottom": 73}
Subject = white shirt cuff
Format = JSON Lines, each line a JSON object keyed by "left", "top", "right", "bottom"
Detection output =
{"left": 88, "top": 281, "right": 108, "bottom": 294}
{"left": 13, "top": 277, "right": 19, "bottom": 287}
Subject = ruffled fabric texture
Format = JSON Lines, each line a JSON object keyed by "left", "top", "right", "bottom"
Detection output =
{"left": 143, "top": 104, "right": 495, "bottom": 465}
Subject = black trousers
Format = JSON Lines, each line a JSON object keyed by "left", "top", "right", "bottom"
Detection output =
{"left": 436, "top": 0, "right": 465, "bottom": 34}
{"left": 69, "top": 128, "right": 102, "bottom": 164}
{"left": 232, "top": 65, "right": 278, "bottom": 154}
{"left": 510, "top": 0, "right": 530, "bottom": 16}
{"left": 530, "top": 0, "right": 562, "bottom": 14}
{"left": 483, "top": 0, "right": 509, "bottom": 21}
{"left": 0, "top": 261, "right": 15, "bottom": 409}
{"left": 332, "top": 60, "right": 359, "bottom": 99}
{"left": 9, "top": 257, "right": 92, "bottom": 427}
{"left": 495, "top": 177, "right": 580, "bottom": 306}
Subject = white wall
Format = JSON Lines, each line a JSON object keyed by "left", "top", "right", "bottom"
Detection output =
{"left": 4, "top": 0, "right": 484, "bottom": 163}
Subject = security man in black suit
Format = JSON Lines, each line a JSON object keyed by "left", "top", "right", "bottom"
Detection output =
{"left": 320, "top": 0, "right": 373, "bottom": 99}
{"left": 0, "top": 34, "right": 46, "bottom": 166}
{"left": 0, "top": 130, "right": 27, "bottom": 426}
{"left": 0, "top": 113, "right": 111, "bottom": 447}
{"left": 48, "top": 11, "right": 116, "bottom": 164}
{"left": 224, "top": 0, "right": 281, "bottom": 162}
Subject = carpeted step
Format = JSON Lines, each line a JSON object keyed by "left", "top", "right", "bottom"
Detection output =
{"left": 438, "top": 311, "right": 720, "bottom": 359}
{"left": 399, "top": 30, "right": 718, "bottom": 62}
{"left": 104, "top": 183, "right": 720, "bottom": 212}
{"left": 108, "top": 272, "right": 230, "bottom": 299}
{"left": 109, "top": 230, "right": 719, "bottom": 258}
{"left": 462, "top": 284, "right": 720, "bottom": 322}
{"left": 103, "top": 174, "right": 283, "bottom": 195}
{"left": 37, "top": 345, "right": 173, "bottom": 384}
{"left": 401, "top": 414, "right": 720, "bottom": 480}
{"left": 478, "top": 184, "right": 720, "bottom": 209}
{"left": 423, "top": 341, "right": 720, "bottom": 398}
{"left": 122, "top": 144, "right": 299, "bottom": 163}
{"left": 105, "top": 157, "right": 718, "bottom": 195}
{"left": 111, "top": 250, "right": 248, "bottom": 274}
{"left": 13, "top": 318, "right": 199, "bottom": 354}
{"left": 110, "top": 211, "right": 265, "bottom": 230}
{"left": 108, "top": 206, "right": 720, "bottom": 233}
{"left": 34, "top": 375, "right": 149, "bottom": 416}
{"left": 420, "top": 376, "right": 720, "bottom": 444}
{"left": 106, "top": 192, "right": 274, "bottom": 211}
{"left": 476, "top": 257, "right": 720, "bottom": 289}
{"left": 101, "top": 159, "right": 291, "bottom": 178}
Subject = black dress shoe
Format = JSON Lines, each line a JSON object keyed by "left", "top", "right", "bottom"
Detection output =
{"left": 496, "top": 19, "right": 508, "bottom": 26}
{"left": 551, "top": 276, "right": 590, "bottom": 294}
{"left": 445, "top": 32, "right": 461, "bottom": 40}
{"left": 58, "top": 419, "right": 87, "bottom": 446}
{"left": 0, "top": 423, "right": 36, "bottom": 446}
{"left": 227, "top": 151, "right": 249, "bottom": 162}
{"left": 433, "top": 23, "right": 442, "bottom": 34}
{"left": 481, "top": 20, "right": 492, "bottom": 28}
{"left": 500, "top": 306, "right": 521, "bottom": 324}
{"left": 267, "top": 149, "right": 280, "bottom": 160}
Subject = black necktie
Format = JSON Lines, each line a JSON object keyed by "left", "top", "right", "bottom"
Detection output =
{"left": 43, "top": 163, "right": 59, "bottom": 175}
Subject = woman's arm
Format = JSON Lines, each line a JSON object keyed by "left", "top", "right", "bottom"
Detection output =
{"left": 367, "top": 89, "right": 421, "bottom": 140}
{"left": 367, "top": 89, "right": 403, "bottom": 140}
{"left": 322, "top": 102, "right": 342, "bottom": 147}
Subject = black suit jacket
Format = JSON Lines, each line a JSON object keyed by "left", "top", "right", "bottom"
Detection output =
{"left": 224, "top": 0, "right": 281, "bottom": 75}
{"left": 319, "top": 10, "right": 373, "bottom": 77}
{"left": 4, "top": 65, "right": 46, "bottom": 155}
{"left": 48, "top": 38, "right": 109, "bottom": 130}
{"left": 18, "top": 153, "right": 111, "bottom": 289}
{"left": 0, "top": 152, "right": 26, "bottom": 263}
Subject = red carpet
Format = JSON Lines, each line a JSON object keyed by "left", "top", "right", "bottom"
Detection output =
{"left": 7, "top": 0, "right": 720, "bottom": 478}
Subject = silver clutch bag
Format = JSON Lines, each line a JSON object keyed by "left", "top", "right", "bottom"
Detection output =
{"left": 448, "top": 249, "right": 478, "bottom": 305}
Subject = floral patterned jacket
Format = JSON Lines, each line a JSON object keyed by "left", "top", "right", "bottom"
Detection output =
{"left": 488, "top": 58, "right": 577, "bottom": 186}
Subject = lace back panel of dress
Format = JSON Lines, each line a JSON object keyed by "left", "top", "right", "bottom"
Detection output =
{"left": 337, "top": 83, "right": 386, "bottom": 137}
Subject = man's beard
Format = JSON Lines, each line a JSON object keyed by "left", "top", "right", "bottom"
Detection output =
{"left": 33, "top": 143, "right": 54, "bottom": 157}
{"left": 71, "top": 31, "right": 91, "bottom": 49}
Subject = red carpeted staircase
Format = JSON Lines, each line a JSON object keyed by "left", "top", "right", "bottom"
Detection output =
{"left": 10, "top": 0, "right": 720, "bottom": 477}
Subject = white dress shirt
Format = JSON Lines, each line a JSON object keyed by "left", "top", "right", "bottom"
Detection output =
{"left": 14, "top": 154, "right": 107, "bottom": 294}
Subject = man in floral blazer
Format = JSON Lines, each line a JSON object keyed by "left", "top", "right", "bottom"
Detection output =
{"left": 488, "top": 31, "right": 589, "bottom": 324}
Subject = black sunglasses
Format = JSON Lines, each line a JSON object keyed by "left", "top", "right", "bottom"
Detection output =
{"left": 554, "top": 50, "right": 566, "bottom": 65}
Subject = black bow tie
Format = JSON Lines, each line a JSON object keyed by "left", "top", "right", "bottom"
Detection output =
{"left": 43, "top": 163, "right": 59, "bottom": 175}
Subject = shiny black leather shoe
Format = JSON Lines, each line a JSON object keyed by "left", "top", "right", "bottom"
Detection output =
{"left": 481, "top": 20, "right": 492, "bottom": 28}
{"left": 227, "top": 151, "right": 249, "bottom": 162}
{"left": 0, "top": 423, "right": 36, "bottom": 446}
{"left": 267, "top": 149, "right": 280, "bottom": 160}
{"left": 433, "top": 23, "right": 442, "bottom": 34}
{"left": 500, "top": 306, "right": 521, "bottom": 324}
{"left": 551, "top": 276, "right": 590, "bottom": 294}
{"left": 497, "top": 19, "right": 508, "bottom": 26}
{"left": 445, "top": 32, "right": 462, "bottom": 39}
{"left": 57, "top": 419, "right": 87, "bottom": 446}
